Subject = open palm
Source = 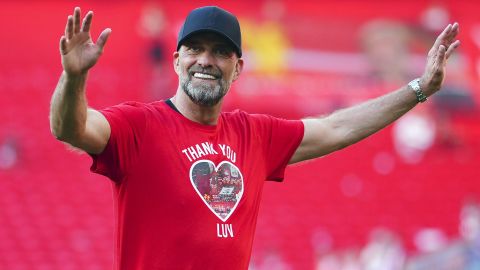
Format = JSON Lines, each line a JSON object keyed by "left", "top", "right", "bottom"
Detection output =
{"left": 60, "top": 7, "right": 111, "bottom": 75}
{"left": 421, "top": 23, "right": 460, "bottom": 95}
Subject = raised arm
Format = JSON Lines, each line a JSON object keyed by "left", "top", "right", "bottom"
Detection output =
{"left": 290, "top": 23, "right": 460, "bottom": 164}
{"left": 50, "top": 7, "right": 112, "bottom": 154}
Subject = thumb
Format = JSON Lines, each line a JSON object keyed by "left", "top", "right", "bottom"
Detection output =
{"left": 96, "top": 28, "right": 112, "bottom": 50}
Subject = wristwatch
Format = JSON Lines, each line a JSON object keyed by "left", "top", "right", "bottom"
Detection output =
{"left": 408, "top": 78, "right": 428, "bottom": 103}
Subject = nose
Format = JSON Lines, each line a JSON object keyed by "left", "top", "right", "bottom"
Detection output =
{"left": 196, "top": 50, "right": 215, "bottom": 67}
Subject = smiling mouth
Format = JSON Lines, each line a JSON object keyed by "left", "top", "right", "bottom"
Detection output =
{"left": 192, "top": 72, "right": 218, "bottom": 80}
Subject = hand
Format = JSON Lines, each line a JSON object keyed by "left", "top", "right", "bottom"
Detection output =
{"left": 60, "top": 7, "right": 111, "bottom": 76}
{"left": 420, "top": 23, "right": 460, "bottom": 95}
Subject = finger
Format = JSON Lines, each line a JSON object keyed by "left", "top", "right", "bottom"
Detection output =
{"left": 65, "top": 15, "right": 73, "bottom": 40}
{"left": 96, "top": 28, "right": 112, "bottom": 50}
{"left": 81, "top": 11, "right": 93, "bottom": 32}
{"left": 432, "top": 24, "right": 452, "bottom": 49}
{"left": 437, "top": 45, "right": 447, "bottom": 65}
{"left": 73, "top": 7, "right": 81, "bottom": 34}
{"left": 450, "top": 23, "right": 460, "bottom": 40}
{"left": 444, "top": 23, "right": 460, "bottom": 44}
{"left": 59, "top": 36, "right": 67, "bottom": 54}
{"left": 451, "top": 22, "right": 459, "bottom": 33}
{"left": 446, "top": 40, "right": 461, "bottom": 59}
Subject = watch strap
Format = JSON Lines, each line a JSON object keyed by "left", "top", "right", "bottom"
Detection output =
{"left": 408, "top": 78, "right": 428, "bottom": 103}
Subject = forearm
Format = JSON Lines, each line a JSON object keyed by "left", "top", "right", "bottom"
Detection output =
{"left": 292, "top": 23, "right": 459, "bottom": 163}
{"left": 49, "top": 71, "right": 89, "bottom": 142}
{"left": 325, "top": 84, "right": 418, "bottom": 147}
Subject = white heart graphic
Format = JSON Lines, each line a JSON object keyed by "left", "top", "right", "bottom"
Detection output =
{"left": 189, "top": 160, "right": 244, "bottom": 222}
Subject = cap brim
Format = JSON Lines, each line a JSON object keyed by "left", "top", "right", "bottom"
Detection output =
{"left": 177, "top": 28, "right": 242, "bottom": 57}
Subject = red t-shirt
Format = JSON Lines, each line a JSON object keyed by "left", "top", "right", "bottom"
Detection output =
{"left": 91, "top": 101, "right": 304, "bottom": 270}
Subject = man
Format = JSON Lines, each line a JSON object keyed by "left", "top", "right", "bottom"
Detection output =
{"left": 49, "top": 6, "right": 460, "bottom": 270}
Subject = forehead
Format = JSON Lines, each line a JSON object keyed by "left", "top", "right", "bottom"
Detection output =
{"left": 182, "top": 32, "right": 233, "bottom": 48}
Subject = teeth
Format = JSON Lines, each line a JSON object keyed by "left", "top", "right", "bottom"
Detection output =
{"left": 194, "top": 73, "right": 216, "bottom": 79}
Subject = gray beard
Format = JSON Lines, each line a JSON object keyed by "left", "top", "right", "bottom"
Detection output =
{"left": 180, "top": 74, "right": 229, "bottom": 107}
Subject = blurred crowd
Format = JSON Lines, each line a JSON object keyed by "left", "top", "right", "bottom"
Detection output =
{"left": 248, "top": 201, "right": 480, "bottom": 270}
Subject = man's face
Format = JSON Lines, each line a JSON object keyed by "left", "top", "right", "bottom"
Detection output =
{"left": 174, "top": 32, "right": 243, "bottom": 107}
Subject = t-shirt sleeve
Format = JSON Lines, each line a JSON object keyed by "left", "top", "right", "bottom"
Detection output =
{"left": 90, "top": 102, "right": 147, "bottom": 183}
{"left": 250, "top": 114, "right": 304, "bottom": 182}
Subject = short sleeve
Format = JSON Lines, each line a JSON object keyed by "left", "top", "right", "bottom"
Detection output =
{"left": 90, "top": 102, "right": 147, "bottom": 182}
{"left": 250, "top": 114, "right": 304, "bottom": 182}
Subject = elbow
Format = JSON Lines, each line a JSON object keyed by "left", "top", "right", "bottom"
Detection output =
{"left": 50, "top": 126, "right": 69, "bottom": 142}
{"left": 51, "top": 132, "right": 67, "bottom": 143}
{"left": 333, "top": 128, "right": 362, "bottom": 151}
{"left": 49, "top": 122, "right": 80, "bottom": 144}
{"left": 337, "top": 128, "right": 373, "bottom": 150}
{"left": 49, "top": 118, "right": 66, "bottom": 141}
{"left": 333, "top": 141, "right": 350, "bottom": 152}
{"left": 50, "top": 120, "right": 63, "bottom": 141}
{"left": 329, "top": 139, "right": 352, "bottom": 153}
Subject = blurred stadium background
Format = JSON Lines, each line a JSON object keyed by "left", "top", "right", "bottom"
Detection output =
{"left": 0, "top": 0, "right": 479, "bottom": 269}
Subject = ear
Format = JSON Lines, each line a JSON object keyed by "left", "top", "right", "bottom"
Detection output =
{"left": 232, "top": 58, "right": 244, "bottom": 82}
{"left": 173, "top": 51, "right": 180, "bottom": 74}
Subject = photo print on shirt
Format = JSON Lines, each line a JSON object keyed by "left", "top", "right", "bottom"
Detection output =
{"left": 189, "top": 160, "right": 244, "bottom": 222}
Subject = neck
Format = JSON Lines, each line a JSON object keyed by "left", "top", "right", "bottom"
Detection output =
{"left": 171, "top": 89, "right": 223, "bottom": 126}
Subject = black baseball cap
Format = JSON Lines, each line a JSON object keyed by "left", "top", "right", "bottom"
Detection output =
{"left": 177, "top": 6, "right": 242, "bottom": 57}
